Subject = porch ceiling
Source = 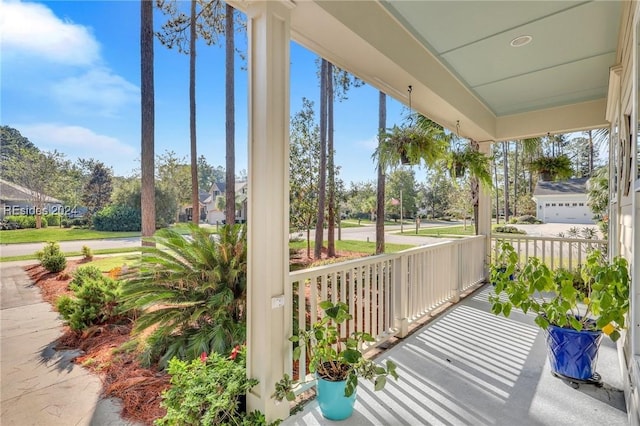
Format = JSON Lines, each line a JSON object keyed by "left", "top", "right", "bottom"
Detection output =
{"left": 287, "top": 0, "right": 622, "bottom": 142}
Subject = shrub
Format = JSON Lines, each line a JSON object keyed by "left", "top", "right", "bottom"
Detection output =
{"left": 44, "top": 214, "right": 61, "bottom": 227}
{"left": 5, "top": 215, "right": 47, "bottom": 229}
{"left": 93, "top": 205, "right": 141, "bottom": 231}
{"left": 81, "top": 245, "right": 93, "bottom": 261}
{"left": 70, "top": 266, "right": 103, "bottom": 289}
{"left": 494, "top": 225, "right": 526, "bottom": 235}
{"left": 156, "top": 347, "right": 265, "bottom": 426}
{"left": 122, "top": 224, "right": 247, "bottom": 367}
{"left": 515, "top": 215, "right": 540, "bottom": 224}
{"left": 56, "top": 275, "right": 121, "bottom": 331}
{"left": 508, "top": 217, "right": 518, "bottom": 224}
{"left": 36, "top": 241, "right": 67, "bottom": 273}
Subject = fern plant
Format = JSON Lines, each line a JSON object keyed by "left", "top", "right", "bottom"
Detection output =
{"left": 122, "top": 224, "right": 247, "bottom": 367}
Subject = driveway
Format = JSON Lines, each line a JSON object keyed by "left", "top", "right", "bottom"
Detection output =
{"left": 507, "top": 223, "right": 602, "bottom": 238}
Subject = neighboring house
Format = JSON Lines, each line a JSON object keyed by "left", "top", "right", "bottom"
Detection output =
{"left": 0, "top": 179, "right": 63, "bottom": 220}
{"left": 204, "top": 181, "right": 248, "bottom": 224}
{"left": 532, "top": 178, "right": 594, "bottom": 224}
{"left": 181, "top": 190, "right": 209, "bottom": 222}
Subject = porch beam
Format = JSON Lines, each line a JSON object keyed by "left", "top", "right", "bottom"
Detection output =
{"left": 243, "top": 0, "right": 293, "bottom": 421}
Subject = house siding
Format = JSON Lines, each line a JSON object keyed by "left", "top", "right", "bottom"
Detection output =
{"left": 609, "top": 1, "right": 640, "bottom": 423}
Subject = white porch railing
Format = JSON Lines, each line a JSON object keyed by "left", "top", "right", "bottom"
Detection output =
{"left": 287, "top": 235, "right": 487, "bottom": 387}
{"left": 490, "top": 234, "right": 607, "bottom": 271}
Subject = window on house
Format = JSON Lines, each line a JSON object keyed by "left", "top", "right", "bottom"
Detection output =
{"left": 579, "top": 203, "right": 584, "bottom": 206}
{"left": 572, "top": 203, "right": 578, "bottom": 206}
{"left": 545, "top": 203, "right": 550, "bottom": 207}
{"left": 551, "top": 203, "right": 556, "bottom": 207}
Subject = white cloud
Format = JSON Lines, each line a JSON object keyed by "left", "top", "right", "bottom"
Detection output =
{"left": 16, "top": 123, "right": 137, "bottom": 163}
{"left": 357, "top": 135, "right": 379, "bottom": 151}
{"left": 0, "top": 0, "right": 100, "bottom": 66}
{"left": 52, "top": 68, "right": 139, "bottom": 117}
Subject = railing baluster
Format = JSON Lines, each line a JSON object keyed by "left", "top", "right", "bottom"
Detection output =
{"left": 297, "top": 279, "right": 306, "bottom": 379}
{"left": 364, "top": 263, "right": 371, "bottom": 336}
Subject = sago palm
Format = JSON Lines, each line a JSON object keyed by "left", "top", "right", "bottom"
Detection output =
{"left": 122, "top": 224, "right": 247, "bottom": 367}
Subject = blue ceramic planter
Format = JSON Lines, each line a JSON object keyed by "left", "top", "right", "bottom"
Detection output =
{"left": 545, "top": 323, "right": 603, "bottom": 380}
{"left": 316, "top": 376, "right": 356, "bottom": 420}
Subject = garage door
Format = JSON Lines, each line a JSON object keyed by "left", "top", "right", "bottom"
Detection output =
{"left": 543, "top": 202, "right": 593, "bottom": 224}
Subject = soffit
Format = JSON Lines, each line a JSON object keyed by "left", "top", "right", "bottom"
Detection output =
{"left": 381, "top": 0, "right": 621, "bottom": 117}
{"left": 230, "top": 0, "right": 622, "bottom": 141}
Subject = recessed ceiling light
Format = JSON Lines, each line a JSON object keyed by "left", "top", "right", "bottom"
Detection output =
{"left": 510, "top": 35, "right": 533, "bottom": 47}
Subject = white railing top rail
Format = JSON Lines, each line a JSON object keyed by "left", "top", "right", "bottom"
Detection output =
{"left": 490, "top": 234, "right": 607, "bottom": 245}
{"left": 288, "top": 235, "right": 487, "bottom": 283}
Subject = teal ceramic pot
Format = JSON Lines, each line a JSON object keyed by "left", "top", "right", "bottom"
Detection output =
{"left": 316, "top": 375, "right": 356, "bottom": 420}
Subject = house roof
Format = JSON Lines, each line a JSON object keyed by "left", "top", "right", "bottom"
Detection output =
{"left": 211, "top": 182, "right": 226, "bottom": 194}
{"left": 198, "top": 190, "right": 209, "bottom": 203}
{"left": 0, "top": 179, "right": 62, "bottom": 203}
{"left": 533, "top": 178, "right": 589, "bottom": 197}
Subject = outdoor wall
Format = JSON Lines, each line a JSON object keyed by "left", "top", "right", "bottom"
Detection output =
{"left": 534, "top": 194, "right": 594, "bottom": 224}
{"left": 608, "top": 1, "right": 639, "bottom": 423}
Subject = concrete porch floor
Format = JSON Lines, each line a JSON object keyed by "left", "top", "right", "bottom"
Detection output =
{"left": 283, "top": 284, "right": 627, "bottom": 425}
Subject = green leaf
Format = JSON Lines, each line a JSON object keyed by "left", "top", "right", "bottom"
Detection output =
{"left": 374, "top": 375, "right": 387, "bottom": 391}
{"left": 342, "top": 349, "right": 362, "bottom": 363}
{"left": 319, "top": 300, "right": 334, "bottom": 310}
{"left": 292, "top": 346, "right": 301, "bottom": 360}
{"left": 325, "top": 306, "right": 340, "bottom": 319}
{"left": 535, "top": 315, "right": 549, "bottom": 329}
{"left": 502, "top": 303, "right": 512, "bottom": 317}
{"left": 609, "top": 330, "right": 621, "bottom": 342}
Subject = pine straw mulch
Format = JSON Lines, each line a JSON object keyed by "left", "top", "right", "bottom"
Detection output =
{"left": 25, "top": 249, "right": 370, "bottom": 425}
{"left": 25, "top": 260, "right": 169, "bottom": 425}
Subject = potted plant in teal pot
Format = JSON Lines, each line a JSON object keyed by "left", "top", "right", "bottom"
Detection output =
{"left": 273, "top": 301, "right": 398, "bottom": 420}
{"left": 489, "top": 242, "right": 630, "bottom": 386}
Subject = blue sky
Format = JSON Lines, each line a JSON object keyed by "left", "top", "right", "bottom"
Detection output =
{"left": 1, "top": 0, "right": 409, "bottom": 185}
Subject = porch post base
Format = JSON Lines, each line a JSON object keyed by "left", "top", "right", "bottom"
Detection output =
{"left": 396, "top": 318, "right": 409, "bottom": 338}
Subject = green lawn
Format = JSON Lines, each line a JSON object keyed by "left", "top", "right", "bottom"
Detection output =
{"left": 289, "top": 239, "right": 414, "bottom": 254}
{"left": 0, "top": 247, "right": 142, "bottom": 263}
{"left": 334, "top": 221, "right": 364, "bottom": 228}
{"left": 399, "top": 224, "right": 527, "bottom": 238}
{"left": 169, "top": 223, "right": 219, "bottom": 234}
{"left": 0, "top": 228, "right": 140, "bottom": 244}
{"left": 400, "top": 225, "right": 476, "bottom": 237}
{"left": 344, "top": 219, "right": 415, "bottom": 226}
{"left": 83, "top": 254, "right": 141, "bottom": 272}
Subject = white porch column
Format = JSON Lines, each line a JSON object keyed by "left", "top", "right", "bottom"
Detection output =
{"left": 477, "top": 141, "right": 493, "bottom": 275}
{"left": 245, "top": 1, "right": 293, "bottom": 421}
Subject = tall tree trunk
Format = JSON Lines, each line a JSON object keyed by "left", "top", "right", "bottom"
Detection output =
{"left": 502, "top": 141, "right": 510, "bottom": 223}
{"left": 470, "top": 140, "right": 480, "bottom": 235}
{"left": 493, "top": 150, "right": 500, "bottom": 224}
{"left": 141, "top": 0, "right": 155, "bottom": 245}
{"left": 314, "top": 59, "right": 328, "bottom": 259}
{"left": 376, "top": 92, "right": 386, "bottom": 254}
{"left": 327, "top": 62, "right": 336, "bottom": 257}
{"left": 225, "top": 4, "right": 235, "bottom": 226}
{"left": 189, "top": 0, "right": 199, "bottom": 225}
{"left": 513, "top": 141, "right": 518, "bottom": 218}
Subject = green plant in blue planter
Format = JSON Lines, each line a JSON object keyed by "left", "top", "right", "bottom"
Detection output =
{"left": 489, "top": 242, "right": 630, "bottom": 382}
{"left": 272, "top": 301, "right": 398, "bottom": 420}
